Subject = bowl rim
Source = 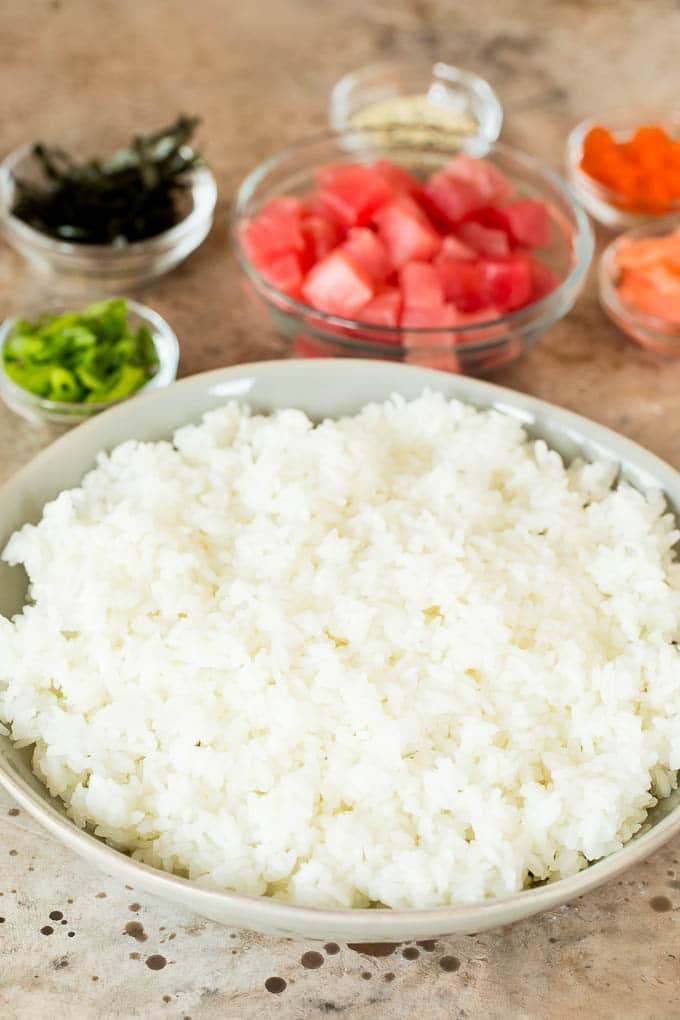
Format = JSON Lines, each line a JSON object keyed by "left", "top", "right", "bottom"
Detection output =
{"left": 2, "top": 357, "right": 680, "bottom": 937}
{"left": 566, "top": 111, "right": 680, "bottom": 217}
{"left": 0, "top": 297, "right": 180, "bottom": 416}
{"left": 0, "top": 142, "right": 218, "bottom": 257}
{"left": 328, "top": 58, "right": 504, "bottom": 142}
{"left": 598, "top": 215, "right": 680, "bottom": 339}
{"left": 232, "top": 132, "right": 594, "bottom": 351}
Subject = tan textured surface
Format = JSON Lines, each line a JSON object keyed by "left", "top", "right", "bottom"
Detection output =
{"left": 1, "top": 1, "right": 680, "bottom": 1016}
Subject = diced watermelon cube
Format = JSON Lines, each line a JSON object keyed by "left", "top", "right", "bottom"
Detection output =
{"left": 264, "top": 196, "right": 306, "bottom": 218}
{"left": 371, "top": 159, "right": 421, "bottom": 194}
{"left": 301, "top": 250, "right": 375, "bottom": 317}
{"left": 462, "top": 205, "right": 514, "bottom": 238}
{"left": 421, "top": 171, "right": 483, "bottom": 227}
{"left": 440, "top": 234, "right": 477, "bottom": 260}
{"left": 401, "top": 304, "right": 459, "bottom": 345}
{"left": 478, "top": 254, "right": 533, "bottom": 311}
{"left": 317, "top": 163, "right": 394, "bottom": 227}
{"left": 341, "top": 227, "right": 391, "bottom": 283}
{"left": 373, "top": 195, "right": 442, "bottom": 268}
{"left": 435, "top": 254, "right": 535, "bottom": 314}
{"left": 300, "top": 215, "right": 343, "bottom": 268}
{"left": 259, "top": 252, "right": 304, "bottom": 298}
{"left": 452, "top": 307, "right": 504, "bottom": 344}
{"left": 356, "top": 288, "right": 402, "bottom": 329}
{"left": 433, "top": 258, "right": 488, "bottom": 312}
{"left": 442, "top": 155, "right": 513, "bottom": 204}
{"left": 528, "top": 256, "right": 561, "bottom": 302}
{"left": 401, "top": 304, "right": 461, "bottom": 371}
{"left": 400, "top": 261, "right": 445, "bottom": 309}
{"left": 457, "top": 221, "right": 511, "bottom": 258}
{"left": 498, "top": 199, "right": 550, "bottom": 247}
{"left": 239, "top": 198, "right": 306, "bottom": 266}
{"left": 303, "top": 192, "right": 348, "bottom": 228}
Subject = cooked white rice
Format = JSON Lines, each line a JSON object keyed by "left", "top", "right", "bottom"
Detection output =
{"left": 2, "top": 392, "right": 680, "bottom": 909}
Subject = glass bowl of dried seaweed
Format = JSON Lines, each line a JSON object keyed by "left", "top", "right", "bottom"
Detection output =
{"left": 0, "top": 116, "right": 217, "bottom": 293}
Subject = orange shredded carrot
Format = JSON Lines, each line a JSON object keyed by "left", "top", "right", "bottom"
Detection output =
{"left": 580, "top": 124, "right": 680, "bottom": 212}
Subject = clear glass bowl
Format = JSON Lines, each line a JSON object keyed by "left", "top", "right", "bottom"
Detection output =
{"left": 330, "top": 60, "right": 503, "bottom": 144}
{"left": 599, "top": 215, "right": 680, "bottom": 354}
{"left": 233, "top": 132, "right": 593, "bottom": 375}
{"left": 0, "top": 144, "right": 217, "bottom": 294}
{"left": 566, "top": 110, "right": 680, "bottom": 230}
{"left": 0, "top": 298, "right": 179, "bottom": 426}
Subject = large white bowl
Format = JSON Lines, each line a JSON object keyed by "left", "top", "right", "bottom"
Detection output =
{"left": 1, "top": 359, "right": 679, "bottom": 941}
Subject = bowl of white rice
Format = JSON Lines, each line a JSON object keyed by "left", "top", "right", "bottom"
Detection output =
{"left": 1, "top": 358, "right": 679, "bottom": 941}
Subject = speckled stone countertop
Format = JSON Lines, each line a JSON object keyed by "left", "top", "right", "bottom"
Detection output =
{"left": 1, "top": 1, "right": 680, "bottom": 1016}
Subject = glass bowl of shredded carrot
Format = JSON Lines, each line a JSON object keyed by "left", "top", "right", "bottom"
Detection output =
{"left": 599, "top": 216, "right": 680, "bottom": 354}
{"left": 567, "top": 111, "right": 680, "bottom": 229}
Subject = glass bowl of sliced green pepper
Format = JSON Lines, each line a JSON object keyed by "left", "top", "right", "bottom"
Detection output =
{"left": 0, "top": 297, "right": 179, "bottom": 426}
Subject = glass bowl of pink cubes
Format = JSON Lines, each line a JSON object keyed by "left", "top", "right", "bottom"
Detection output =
{"left": 233, "top": 132, "right": 593, "bottom": 374}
